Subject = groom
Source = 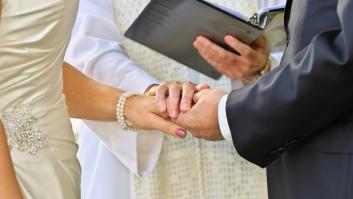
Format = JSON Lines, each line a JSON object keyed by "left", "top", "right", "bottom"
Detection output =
{"left": 171, "top": 0, "right": 353, "bottom": 198}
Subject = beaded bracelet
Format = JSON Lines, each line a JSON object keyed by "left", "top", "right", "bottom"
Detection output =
{"left": 116, "top": 91, "right": 142, "bottom": 131}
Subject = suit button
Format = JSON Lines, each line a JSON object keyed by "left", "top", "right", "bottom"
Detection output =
{"left": 289, "top": 139, "right": 299, "bottom": 147}
{"left": 283, "top": 139, "right": 299, "bottom": 150}
{"left": 270, "top": 148, "right": 284, "bottom": 157}
{"left": 277, "top": 147, "right": 285, "bottom": 153}
{"left": 283, "top": 142, "right": 291, "bottom": 149}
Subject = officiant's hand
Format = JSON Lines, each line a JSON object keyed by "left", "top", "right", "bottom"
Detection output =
{"left": 146, "top": 81, "right": 209, "bottom": 119}
{"left": 193, "top": 35, "right": 268, "bottom": 82}
{"left": 175, "top": 88, "right": 227, "bottom": 141}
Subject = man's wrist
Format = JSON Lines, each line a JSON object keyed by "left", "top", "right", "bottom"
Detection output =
{"left": 256, "top": 57, "right": 272, "bottom": 79}
{"left": 242, "top": 56, "right": 272, "bottom": 85}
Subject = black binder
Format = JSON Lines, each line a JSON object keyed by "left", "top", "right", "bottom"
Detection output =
{"left": 125, "top": 0, "right": 284, "bottom": 79}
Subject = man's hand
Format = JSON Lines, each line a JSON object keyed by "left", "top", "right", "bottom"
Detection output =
{"left": 193, "top": 35, "right": 268, "bottom": 81}
{"left": 175, "top": 89, "right": 227, "bottom": 141}
{"left": 146, "top": 81, "right": 209, "bottom": 119}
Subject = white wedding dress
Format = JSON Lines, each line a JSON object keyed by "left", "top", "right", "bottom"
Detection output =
{"left": 0, "top": 0, "right": 80, "bottom": 198}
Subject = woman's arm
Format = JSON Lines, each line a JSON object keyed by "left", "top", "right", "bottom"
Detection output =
{"left": 63, "top": 63, "right": 187, "bottom": 138}
{"left": 63, "top": 62, "right": 121, "bottom": 121}
{"left": 0, "top": 123, "right": 23, "bottom": 199}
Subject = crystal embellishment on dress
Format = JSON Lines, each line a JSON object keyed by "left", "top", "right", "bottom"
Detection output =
{"left": 2, "top": 102, "right": 48, "bottom": 155}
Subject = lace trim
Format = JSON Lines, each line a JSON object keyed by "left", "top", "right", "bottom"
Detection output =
{"left": 2, "top": 102, "right": 48, "bottom": 155}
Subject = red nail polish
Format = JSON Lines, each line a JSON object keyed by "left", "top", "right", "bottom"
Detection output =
{"left": 175, "top": 128, "right": 186, "bottom": 138}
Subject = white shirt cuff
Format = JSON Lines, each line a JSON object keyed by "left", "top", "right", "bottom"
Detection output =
{"left": 218, "top": 94, "right": 234, "bottom": 145}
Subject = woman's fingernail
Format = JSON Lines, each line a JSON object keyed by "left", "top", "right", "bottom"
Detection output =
{"left": 175, "top": 128, "right": 187, "bottom": 138}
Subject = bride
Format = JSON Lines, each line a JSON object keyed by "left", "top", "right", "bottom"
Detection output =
{"left": 0, "top": 1, "right": 200, "bottom": 198}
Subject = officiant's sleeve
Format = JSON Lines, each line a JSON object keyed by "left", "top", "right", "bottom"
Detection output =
{"left": 64, "top": 0, "right": 163, "bottom": 177}
{"left": 226, "top": 0, "right": 353, "bottom": 168}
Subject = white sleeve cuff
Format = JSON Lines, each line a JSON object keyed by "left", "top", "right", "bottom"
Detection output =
{"left": 218, "top": 95, "right": 234, "bottom": 145}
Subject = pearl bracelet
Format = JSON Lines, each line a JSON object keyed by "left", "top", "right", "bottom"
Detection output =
{"left": 116, "top": 91, "right": 142, "bottom": 131}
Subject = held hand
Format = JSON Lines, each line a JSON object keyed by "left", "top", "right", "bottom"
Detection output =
{"left": 146, "top": 81, "right": 209, "bottom": 119}
{"left": 193, "top": 35, "right": 268, "bottom": 80}
{"left": 175, "top": 89, "right": 227, "bottom": 141}
{"left": 124, "top": 95, "right": 187, "bottom": 139}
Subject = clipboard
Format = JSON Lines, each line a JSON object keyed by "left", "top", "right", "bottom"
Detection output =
{"left": 125, "top": 0, "right": 284, "bottom": 79}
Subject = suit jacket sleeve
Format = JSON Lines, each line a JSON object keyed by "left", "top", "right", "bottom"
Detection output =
{"left": 64, "top": 0, "right": 163, "bottom": 177}
{"left": 226, "top": 0, "right": 353, "bottom": 168}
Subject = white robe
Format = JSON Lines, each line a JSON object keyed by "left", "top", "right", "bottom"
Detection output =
{"left": 65, "top": 0, "right": 163, "bottom": 198}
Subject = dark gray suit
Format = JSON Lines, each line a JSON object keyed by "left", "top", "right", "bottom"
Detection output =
{"left": 226, "top": 0, "right": 353, "bottom": 198}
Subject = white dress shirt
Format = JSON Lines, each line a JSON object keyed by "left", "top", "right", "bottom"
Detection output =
{"left": 64, "top": 0, "right": 163, "bottom": 198}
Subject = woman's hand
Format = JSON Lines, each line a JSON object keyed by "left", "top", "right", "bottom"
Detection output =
{"left": 193, "top": 35, "right": 268, "bottom": 81}
{"left": 124, "top": 95, "right": 188, "bottom": 139}
{"left": 146, "top": 81, "right": 209, "bottom": 119}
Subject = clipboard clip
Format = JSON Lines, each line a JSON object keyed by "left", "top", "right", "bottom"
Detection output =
{"left": 249, "top": 6, "right": 285, "bottom": 29}
{"left": 249, "top": 13, "right": 261, "bottom": 26}
{"left": 249, "top": 12, "right": 268, "bottom": 29}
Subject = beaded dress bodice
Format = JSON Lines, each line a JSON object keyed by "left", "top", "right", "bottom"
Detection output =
{"left": 0, "top": 1, "right": 81, "bottom": 198}
{"left": 0, "top": 0, "right": 78, "bottom": 156}
{"left": 0, "top": 0, "right": 80, "bottom": 199}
